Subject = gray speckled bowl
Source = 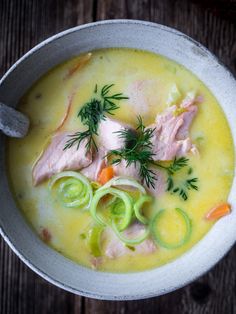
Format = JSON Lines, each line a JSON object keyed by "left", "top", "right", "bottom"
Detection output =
{"left": 0, "top": 20, "right": 236, "bottom": 300}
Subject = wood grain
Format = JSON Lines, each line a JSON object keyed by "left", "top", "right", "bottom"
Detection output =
{"left": 0, "top": 0, "right": 236, "bottom": 313}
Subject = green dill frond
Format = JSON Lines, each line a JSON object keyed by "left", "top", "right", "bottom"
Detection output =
{"left": 136, "top": 115, "right": 145, "bottom": 131}
{"left": 102, "top": 84, "right": 128, "bottom": 115}
{"left": 64, "top": 84, "right": 128, "bottom": 152}
{"left": 165, "top": 162, "right": 199, "bottom": 201}
{"left": 63, "top": 130, "right": 91, "bottom": 151}
{"left": 139, "top": 164, "right": 156, "bottom": 189}
{"left": 185, "top": 177, "right": 198, "bottom": 190}
{"left": 167, "top": 157, "right": 189, "bottom": 174}
{"left": 167, "top": 176, "right": 174, "bottom": 191}
{"left": 78, "top": 98, "right": 106, "bottom": 133}
{"left": 107, "top": 116, "right": 157, "bottom": 188}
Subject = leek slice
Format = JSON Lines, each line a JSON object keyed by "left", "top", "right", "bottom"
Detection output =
{"left": 91, "top": 181, "right": 101, "bottom": 190}
{"left": 98, "top": 176, "right": 146, "bottom": 194}
{"left": 185, "top": 90, "right": 196, "bottom": 103}
{"left": 134, "top": 195, "right": 153, "bottom": 225}
{"left": 166, "top": 84, "right": 181, "bottom": 106}
{"left": 49, "top": 171, "right": 93, "bottom": 209}
{"left": 90, "top": 187, "right": 133, "bottom": 231}
{"left": 87, "top": 225, "right": 104, "bottom": 257}
{"left": 151, "top": 208, "right": 192, "bottom": 249}
{"left": 110, "top": 198, "right": 126, "bottom": 216}
{"left": 111, "top": 220, "right": 149, "bottom": 245}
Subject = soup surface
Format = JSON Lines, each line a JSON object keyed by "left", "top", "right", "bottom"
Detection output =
{"left": 7, "top": 48, "right": 234, "bottom": 272}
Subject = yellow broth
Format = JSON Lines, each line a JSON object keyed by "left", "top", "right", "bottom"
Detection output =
{"left": 6, "top": 48, "right": 234, "bottom": 272}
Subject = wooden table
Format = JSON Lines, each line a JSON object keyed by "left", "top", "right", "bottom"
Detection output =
{"left": 0, "top": 0, "right": 236, "bottom": 313}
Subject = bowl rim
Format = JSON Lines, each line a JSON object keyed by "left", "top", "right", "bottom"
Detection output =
{"left": 1, "top": 19, "right": 235, "bottom": 86}
{"left": 1, "top": 19, "right": 236, "bottom": 300}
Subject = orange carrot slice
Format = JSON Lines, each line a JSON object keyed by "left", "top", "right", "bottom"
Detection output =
{"left": 205, "top": 203, "right": 231, "bottom": 220}
{"left": 55, "top": 92, "right": 75, "bottom": 132}
{"left": 40, "top": 228, "right": 52, "bottom": 242}
{"left": 64, "top": 53, "right": 92, "bottom": 80}
{"left": 98, "top": 166, "right": 114, "bottom": 185}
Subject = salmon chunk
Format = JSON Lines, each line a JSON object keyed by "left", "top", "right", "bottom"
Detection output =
{"left": 105, "top": 223, "right": 156, "bottom": 259}
{"left": 32, "top": 131, "right": 92, "bottom": 185}
{"left": 113, "top": 159, "right": 140, "bottom": 181}
{"left": 98, "top": 117, "right": 133, "bottom": 151}
{"left": 149, "top": 93, "right": 199, "bottom": 161}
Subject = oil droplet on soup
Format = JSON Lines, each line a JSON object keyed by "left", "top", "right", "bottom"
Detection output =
{"left": 7, "top": 48, "right": 234, "bottom": 272}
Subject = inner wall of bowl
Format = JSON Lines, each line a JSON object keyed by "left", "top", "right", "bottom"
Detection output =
{"left": 0, "top": 21, "right": 236, "bottom": 300}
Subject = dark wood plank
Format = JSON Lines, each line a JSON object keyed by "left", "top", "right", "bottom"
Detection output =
{"left": 1, "top": 0, "right": 236, "bottom": 313}
{"left": 0, "top": 0, "right": 94, "bottom": 313}
{"left": 192, "top": 0, "right": 236, "bottom": 24}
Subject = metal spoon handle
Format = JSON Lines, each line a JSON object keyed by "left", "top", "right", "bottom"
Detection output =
{"left": 0, "top": 102, "right": 29, "bottom": 138}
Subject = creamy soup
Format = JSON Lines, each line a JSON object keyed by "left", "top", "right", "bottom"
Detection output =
{"left": 7, "top": 49, "right": 234, "bottom": 272}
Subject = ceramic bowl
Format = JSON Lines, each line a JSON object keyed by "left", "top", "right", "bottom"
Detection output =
{"left": 0, "top": 20, "right": 236, "bottom": 300}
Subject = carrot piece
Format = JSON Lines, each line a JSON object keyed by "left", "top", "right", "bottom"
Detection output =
{"left": 64, "top": 53, "right": 92, "bottom": 80}
{"left": 40, "top": 228, "right": 52, "bottom": 242}
{"left": 98, "top": 166, "right": 114, "bottom": 185}
{"left": 55, "top": 92, "right": 75, "bottom": 132}
{"left": 205, "top": 203, "right": 231, "bottom": 220}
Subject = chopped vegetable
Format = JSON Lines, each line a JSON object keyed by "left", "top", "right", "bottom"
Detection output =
{"left": 151, "top": 208, "right": 192, "bottom": 249}
{"left": 112, "top": 220, "right": 150, "bottom": 245}
{"left": 64, "top": 53, "right": 92, "bottom": 80}
{"left": 87, "top": 225, "right": 104, "bottom": 257}
{"left": 90, "top": 187, "right": 133, "bottom": 231}
{"left": 40, "top": 228, "right": 52, "bottom": 243}
{"left": 134, "top": 195, "right": 153, "bottom": 224}
{"left": 125, "top": 245, "right": 135, "bottom": 251}
{"left": 185, "top": 90, "right": 196, "bottom": 103}
{"left": 164, "top": 64, "right": 177, "bottom": 74}
{"left": 80, "top": 233, "right": 87, "bottom": 239}
{"left": 98, "top": 176, "right": 146, "bottom": 194}
{"left": 91, "top": 181, "right": 102, "bottom": 190}
{"left": 193, "top": 131, "right": 205, "bottom": 144}
{"left": 166, "top": 84, "right": 181, "bottom": 106}
{"left": 49, "top": 171, "right": 93, "bottom": 209}
{"left": 110, "top": 198, "right": 125, "bottom": 216}
{"left": 55, "top": 93, "right": 74, "bottom": 131}
{"left": 174, "top": 107, "right": 187, "bottom": 116}
{"left": 205, "top": 203, "right": 231, "bottom": 220}
{"left": 98, "top": 166, "right": 114, "bottom": 185}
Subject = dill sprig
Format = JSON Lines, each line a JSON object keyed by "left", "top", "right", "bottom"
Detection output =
{"left": 101, "top": 84, "right": 128, "bottom": 114}
{"left": 64, "top": 84, "right": 128, "bottom": 151}
{"left": 157, "top": 157, "right": 189, "bottom": 175}
{"left": 167, "top": 176, "right": 198, "bottom": 201}
{"left": 64, "top": 99, "right": 104, "bottom": 151}
{"left": 107, "top": 117, "right": 199, "bottom": 198}
{"left": 107, "top": 116, "right": 157, "bottom": 189}
{"left": 161, "top": 158, "right": 199, "bottom": 201}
